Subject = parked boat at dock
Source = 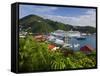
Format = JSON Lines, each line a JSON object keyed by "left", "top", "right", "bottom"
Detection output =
{"left": 75, "top": 36, "right": 86, "bottom": 40}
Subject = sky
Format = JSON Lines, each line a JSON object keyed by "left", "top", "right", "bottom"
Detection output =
{"left": 19, "top": 4, "right": 96, "bottom": 27}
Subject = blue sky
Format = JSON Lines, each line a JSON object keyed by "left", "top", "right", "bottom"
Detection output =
{"left": 19, "top": 4, "right": 96, "bottom": 27}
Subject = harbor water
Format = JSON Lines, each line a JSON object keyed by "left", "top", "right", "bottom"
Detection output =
{"left": 69, "top": 35, "right": 96, "bottom": 51}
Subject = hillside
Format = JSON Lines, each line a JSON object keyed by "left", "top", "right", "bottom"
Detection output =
{"left": 19, "top": 14, "right": 96, "bottom": 34}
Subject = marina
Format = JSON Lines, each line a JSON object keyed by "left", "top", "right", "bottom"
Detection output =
{"left": 47, "top": 30, "right": 96, "bottom": 51}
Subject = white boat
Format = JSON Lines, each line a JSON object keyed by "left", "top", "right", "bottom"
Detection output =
{"left": 66, "top": 30, "right": 81, "bottom": 37}
{"left": 63, "top": 44, "right": 73, "bottom": 49}
{"left": 73, "top": 44, "right": 80, "bottom": 48}
{"left": 48, "top": 36, "right": 64, "bottom": 45}
{"left": 51, "top": 30, "right": 81, "bottom": 38}
{"left": 63, "top": 43, "right": 80, "bottom": 49}
{"left": 81, "top": 33, "right": 87, "bottom": 36}
{"left": 48, "top": 36, "right": 56, "bottom": 42}
{"left": 54, "top": 39, "right": 64, "bottom": 45}
{"left": 51, "top": 30, "right": 65, "bottom": 38}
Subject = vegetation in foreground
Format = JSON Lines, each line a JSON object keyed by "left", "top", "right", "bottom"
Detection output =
{"left": 19, "top": 36, "right": 96, "bottom": 72}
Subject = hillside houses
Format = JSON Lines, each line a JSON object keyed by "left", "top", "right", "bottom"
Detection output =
{"left": 34, "top": 35, "right": 46, "bottom": 42}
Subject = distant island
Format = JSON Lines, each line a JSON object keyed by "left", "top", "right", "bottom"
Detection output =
{"left": 19, "top": 14, "right": 96, "bottom": 34}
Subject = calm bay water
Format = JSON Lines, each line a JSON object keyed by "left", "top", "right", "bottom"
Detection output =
{"left": 69, "top": 35, "right": 96, "bottom": 51}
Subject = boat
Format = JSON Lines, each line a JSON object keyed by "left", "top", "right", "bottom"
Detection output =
{"left": 81, "top": 33, "right": 87, "bottom": 36}
{"left": 63, "top": 44, "right": 73, "bottom": 49}
{"left": 54, "top": 39, "right": 64, "bottom": 45}
{"left": 73, "top": 44, "right": 80, "bottom": 48}
{"left": 48, "top": 36, "right": 56, "bottom": 42}
{"left": 51, "top": 29, "right": 81, "bottom": 38}
{"left": 66, "top": 30, "right": 81, "bottom": 38}
{"left": 75, "top": 36, "right": 86, "bottom": 40}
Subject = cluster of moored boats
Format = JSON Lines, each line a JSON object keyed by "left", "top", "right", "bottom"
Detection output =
{"left": 47, "top": 30, "right": 90, "bottom": 49}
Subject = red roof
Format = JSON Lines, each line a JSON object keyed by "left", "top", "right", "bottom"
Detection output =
{"left": 48, "top": 44, "right": 56, "bottom": 50}
{"left": 34, "top": 35, "right": 43, "bottom": 39}
{"left": 80, "top": 45, "right": 94, "bottom": 54}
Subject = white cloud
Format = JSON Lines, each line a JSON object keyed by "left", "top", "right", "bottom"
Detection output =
{"left": 19, "top": 5, "right": 58, "bottom": 18}
{"left": 32, "top": 6, "right": 58, "bottom": 14}
{"left": 40, "top": 9, "right": 96, "bottom": 27}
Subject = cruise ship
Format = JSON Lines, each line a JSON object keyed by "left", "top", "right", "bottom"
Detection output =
{"left": 66, "top": 30, "right": 81, "bottom": 37}
{"left": 51, "top": 30, "right": 81, "bottom": 38}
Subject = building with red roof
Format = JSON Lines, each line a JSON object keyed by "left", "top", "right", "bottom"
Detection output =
{"left": 80, "top": 45, "right": 95, "bottom": 54}
{"left": 48, "top": 44, "right": 59, "bottom": 51}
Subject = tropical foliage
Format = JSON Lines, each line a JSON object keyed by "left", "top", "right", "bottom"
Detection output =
{"left": 19, "top": 36, "right": 96, "bottom": 72}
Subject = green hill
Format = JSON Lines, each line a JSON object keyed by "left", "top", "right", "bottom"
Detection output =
{"left": 19, "top": 14, "right": 96, "bottom": 34}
